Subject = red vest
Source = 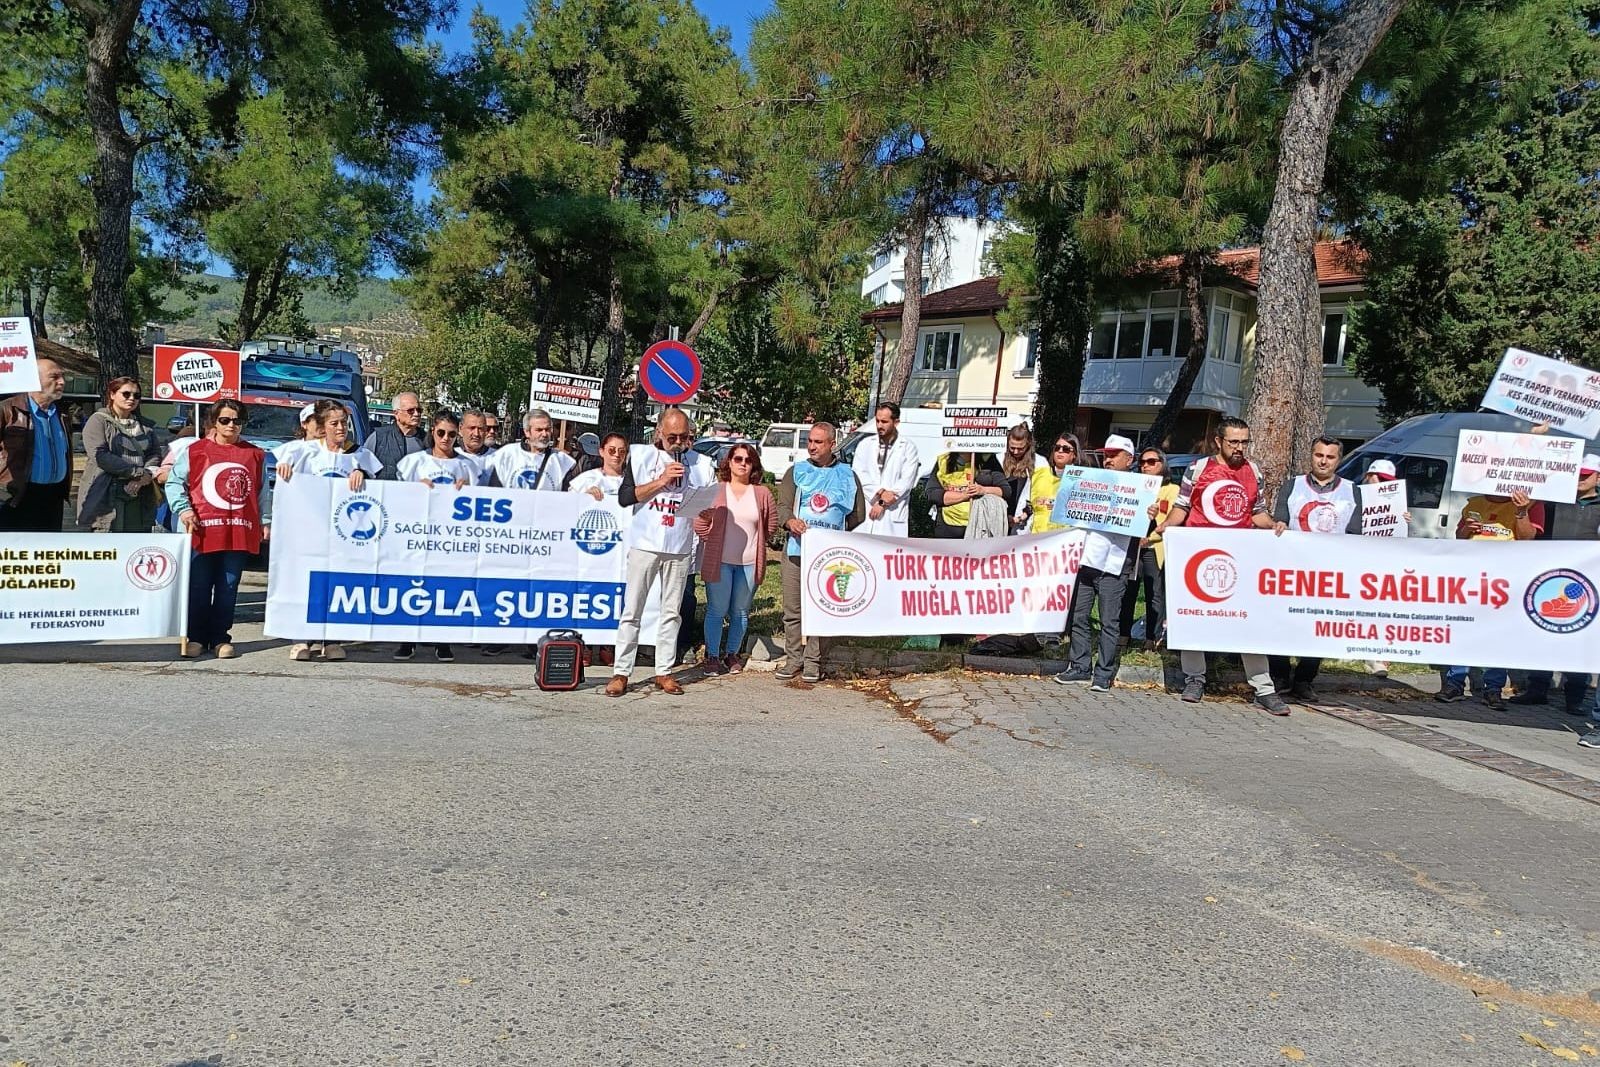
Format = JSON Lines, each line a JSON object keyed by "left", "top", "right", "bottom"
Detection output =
{"left": 187, "top": 438, "right": 266, "bottom": 554}
{"left": 1184, "top": 456, "right": 1263, "bottom": 529}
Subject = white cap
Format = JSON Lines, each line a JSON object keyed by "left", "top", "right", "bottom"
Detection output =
{"left": 578, "top": 432, "right": 600, "bottom": 457}
{"left": 1102, "top": 434, "right": 1136, "bottom": 456}
{"left": 1367, "top": 459, "right": 1397, "bottom": 480}
{"left": 299, "top": 403, "right": 317, "bottom": 424}
{"left": 1583, "top": 453, "right": 1600, "bottom": 474}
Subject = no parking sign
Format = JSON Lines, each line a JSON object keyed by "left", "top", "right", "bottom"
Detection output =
{"left": 638, "top": 340, "right": 701, "bottom": 406}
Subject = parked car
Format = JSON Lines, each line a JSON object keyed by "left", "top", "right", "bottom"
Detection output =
{"left": 759, "top": 422, "right": 812, "bottom": 478}
{"left": 692, "top": 435, "right": 760, "bottom": 469}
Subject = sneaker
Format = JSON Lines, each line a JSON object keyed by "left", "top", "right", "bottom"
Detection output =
{"left": 801, "top": 667, "right": 823, "bottom": 684}
{"left": 1053, "top": 668, "right": 1093, "bottom": 686}
{"left": 321, "top": 643, "right": 346, "bottom": 661}
{"left": 1483, "top": 690, "right": 1505, "bottom": 710}
{"left": 180, "top": 640, "right": 203, "bottom": 659}
{"left": 435, "top": 644, "right": 455, "bottom": 662}
{"left": 1180, "top": 678, "right": 1205, "bottom": 703}
{"left": 726, "top": 655, "right": 745, "bottom": 675}
{"left": 702, "top": 655, "right": 727, "bottom": 676}
{"left": 1255, "top": 693, "right": 1291, "bottom": 717}
{"left": 774, "top": 665, "right": 800, "bottom": 681}
{"left": 1578, "top": 728, "right": 1600, "bottom": 749}
{"left": 393, "top": 643, "right": 415, "bottom": 661}
{"left": 215, "top": 643, "right": 237, "bottom": 660}
{"left": 289, "top": 643, "right": 312, "bottom": 662}
{"left": 1435, "top": 685, "right": 1466, "bottom": 703}
{"left": 1289, "top": 682, "right": 1317, "bottom": 704}
{"left": 1508, "top": 692, "right": 1547, "bottom": 706}
{"left": 1089, "top": 680, "right": 1111, "bottom": 693}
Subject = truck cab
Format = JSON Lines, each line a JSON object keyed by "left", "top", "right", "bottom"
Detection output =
{"left": 239, "top": 336, "right": 372, "bottom": 463}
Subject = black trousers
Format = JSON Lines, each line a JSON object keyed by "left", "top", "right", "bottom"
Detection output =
{"left": 1269, "top": 655, "right": 1323, "bottom": 688}
{"left": 0, "top": 478, "right": 69, "bottom": 533}
{"left": 1119, "top": 546, "right": 1164, "bottom": 642}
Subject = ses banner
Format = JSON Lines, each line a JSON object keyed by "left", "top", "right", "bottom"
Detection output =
{"left": 1451, "top": 429, "right": 1582, "bottom": 504}
{"left": 530, "top": 369, "right": 602, "bottom": 425}
{"left": 1358, "top": 480, "right": 1409, "bottom": 538}
{"left": 1165, "top": 528, "right": 1600, "bottom": 671}
{"left": 1481, "top": 347, "right": 1600, "bottom": 439}
{"left": 266, "top": 479, "right": 632, "bottom": 642}
{"left": 800, "top": 528, "right": 1084, "bottom": 637}
{"left": 1050, "top": 466, "right": 1162, "bottom": 537}
{"left": 0, "top": 316, "right": 40, "bottom": 394}
{"left": 0, "top": 534, "right": 189, "bottom": 644}
{"left": 153, "top": 345, "right": 242, "bottom": 403}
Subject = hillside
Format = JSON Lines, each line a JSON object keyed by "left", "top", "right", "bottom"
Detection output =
{"left": 163, "top": 274, "right": 408, "bottom": 339}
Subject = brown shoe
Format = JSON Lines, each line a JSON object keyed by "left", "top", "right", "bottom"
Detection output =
{"left": 604, "top": 676, "right": 628, "bottom": 698}
{"left": 654, "top": 674, "right": 684, "bottom": 695}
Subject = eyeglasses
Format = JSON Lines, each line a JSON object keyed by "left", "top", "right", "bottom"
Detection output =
{"left": 215, "top": 416, "right": 243, "bottom": 426}
{"left": 434, "top": 429, "right": 458, "bottom": 438}
{"left": 397, "top": 406, "right": 420, "bottom": 415}
{"left": 663, "top": 433, "right": 693, "bottom": 444}
{"left": 1223, "top": 438, "right": 1251, "bottom": 447}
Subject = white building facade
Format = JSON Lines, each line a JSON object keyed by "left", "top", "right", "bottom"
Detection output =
{"left": 861, "top": 216, "right": 1010, "bottom": 307}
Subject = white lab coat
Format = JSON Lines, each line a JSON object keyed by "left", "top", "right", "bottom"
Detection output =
{"left": 852, "top": 434, "right": 921, "bottom": 536}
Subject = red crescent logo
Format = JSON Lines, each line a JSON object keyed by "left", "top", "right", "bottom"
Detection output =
{"left": 1184, "top": 548, "right": 1238, "bottom": 604}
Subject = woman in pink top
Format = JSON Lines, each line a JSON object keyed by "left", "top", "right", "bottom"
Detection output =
{"left": 692, "top": 442, "right": 778, "bottom": 674}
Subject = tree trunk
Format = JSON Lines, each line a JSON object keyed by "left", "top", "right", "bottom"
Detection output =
{"left": 233, "top": 266, "right": 264, "bottom": 346}
{"left": 35, "top": 274, "right": 52, "bottom": 340}
{"left": 685, "top": 280, "right": 739, "bottom": 347}
{"left": 1246, "top": 0, "right": 1409, "bottom": 493}
{"left": 1029, "top": 191, "right": 1093, "bottom": 446}
{"left": 599, "top": 261, "right": 627, "bottom": 430}
{"left": 882, "top": 185, "right": 931, "bottom": 404}
{"left": 1145, "top": 251, "right": 1212, "bottom": 450}
{"left": 77, "top": 0, "right": 144, "bottom": 386}
{"left": 20, "top": 283, "right": 37, "bottom": 338}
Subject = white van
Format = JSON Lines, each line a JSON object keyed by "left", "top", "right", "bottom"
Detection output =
{"left": 759, "top": 422, "right": 811, "bottom": 478}
{"left": 1339, "top": 411, "right": 1598, "bottom": 538}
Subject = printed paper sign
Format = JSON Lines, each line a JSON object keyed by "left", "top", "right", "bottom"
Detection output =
{"left": 1049, "top": 466, "right": 1161, "bottom": 537}
{"left": 0, "top": 534, "right": 189, "bottom": 644}
{"left": 941, "top": 406, "right": 1012, "bottom": 453}
{"left": 0, "top": 316, "right": 40, "bottom": 394}
{"left": 1165, "top": 528, "right": 1600, "bottom": 671}
{"left": 154, "top": 345, "right": 242, "bottom": 403}
{"left": 1481, "top": 348, "right": 1600, "bottom": 438}
{"left": 800, "top": 528, "right": 1084, "bottom": 637}
{"left": 1450, "top": 429, "right": 1581, "bottom": 504}
{"left": 530, "top": 369, "right": 603, "bottom": 425}
{"left": 1358, "top": 480, "right": 1409, "bottom": 538}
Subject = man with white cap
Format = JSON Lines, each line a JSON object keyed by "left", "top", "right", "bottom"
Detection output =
{"left": 1512, "top": 452, "right": 1600, "bottom": 731}
{"left": 1055, "top": 434, "right": 1140, "bottom": 692}
{"left": 1358, "top": 459, "right": 1409, "bottom": 678}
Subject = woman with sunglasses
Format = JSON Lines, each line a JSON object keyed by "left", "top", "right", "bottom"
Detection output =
{"left": 692, "top": 443, "right": 777, "bottom": 674}
{"left": 567, "top": 432, "right": 629, "bottom": 501}
{"left": 1121, "top": 447, "right": 1179, "bottom": 648}
{"left": 164, "top": 399, "right": 271, "bottom": 659}
{"left": 396, "top": 411, "right": 475, "bottom": 489}
{"left": 76, "top": 376, "right": 163, "bottom": 532}
{"left": 1027, "top": 434, "right": 1084, "bottom": 533}
{"left": 274, "top": 399, "right": 381, "bottom": 661}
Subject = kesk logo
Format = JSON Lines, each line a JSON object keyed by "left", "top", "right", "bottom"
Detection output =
{"left": 1523, "top": 568, "right": 1598, "bottom": 634}
{"left": 1183, "top": 548, "right": 1238, "bottom": 604}
{"left": 572, "top": 508, "right": 623, "bottom": 556}
{"left": 334, "top": 494, "right": 388, "bottom": 545}
{"left": 807, "top": 546, "right": 877, "bottom": 618}
{"left": 125, "top": 547, "right": 178, "bottom": 591}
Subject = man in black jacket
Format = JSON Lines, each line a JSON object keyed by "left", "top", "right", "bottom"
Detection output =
{"left": 369, "top": 392, "right": 425, "bottom": 480}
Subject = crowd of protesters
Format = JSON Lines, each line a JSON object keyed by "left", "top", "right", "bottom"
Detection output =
{"left": 3, "top": 363, "right": 1596, "bottom": 749}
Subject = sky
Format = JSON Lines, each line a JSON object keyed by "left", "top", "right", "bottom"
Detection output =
{"left": 436, "top": 0, "right": 763, "bottom": 63}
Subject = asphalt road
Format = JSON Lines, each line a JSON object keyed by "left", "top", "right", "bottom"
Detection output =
{"left": 2, "top": 633, "right": 1598, "bottom": 1067}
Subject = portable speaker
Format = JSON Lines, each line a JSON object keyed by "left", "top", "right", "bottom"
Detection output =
{"left": 536, "top": 629, "right": 586, "bottom": 691}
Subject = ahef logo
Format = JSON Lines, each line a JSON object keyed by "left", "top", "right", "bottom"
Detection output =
{"left": 1511, "top": 354, "right": 1530, "bottom": 369}
{"left": 1467, "top": 433, "right": 1483, "bottom": 447}
{"left": 808, "top": 545, "right": 877, "bottom": 618}
{"left": 1184, "top": 548, "right": 1238, "bottom": 604}
{"left": 200, "top": 461, "right": 253, "bottom": 512}
{"left": 1523, "top": 568, "right": 1598, "bottom": 634}
{"left": 1197, "top": 480, "right": 1250, "bottom": 526}
{"left": 334, "top": 493, "right": 387, "bottom": 545}
{"left": 571, "top": 508, "right": 623, "bottom": 556}
{"left": 0, "top": 319, "right": 16, "bottom": 330}
{"left": 125, "top": 547, "right": 178, "bottom": 591}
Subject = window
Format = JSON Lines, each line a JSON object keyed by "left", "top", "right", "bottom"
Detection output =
{"left": 871, "top": 250, "right": 892, "bottom": 272}
{"left": 1146, "top": 313, "right": 1178, "bottom": 359}
{"left": 1322, "top": 310, "right": 1348, "bottom": 367}
{"left": 1115, "top": 316, "right": 1147, "bottom": 359}
{"left": 1086, "top": 293, "right": 1205, "bottom": 361}
{"left": 867, "top": 284, "right": 888, "bottom": 305}
{"left": 1089, "top": 318, "right": 1117, "bottom": 360}
{"left": 1021, "top": 328, "right": 1039, "bottom": 373}
{"left": 1206, "top": 292, "right": 1247, "bottom": 363}
{"left": 919, "top": 276, "right": 931, "bottom": 295}
{"left": 761, "top": 427, "right": 795, "bottom": 449}
{"left": 918, "top": 328, "right": 961, "bottom": 373}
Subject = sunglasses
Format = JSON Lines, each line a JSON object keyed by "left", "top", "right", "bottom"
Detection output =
{"left": 115, "top": 390, "right": 140, "bottom": 399}
{"left": 1053, "top": 444, "right": 1076, "bottom": 452}
{"left": 397, "top": 406, "right": 420, "bottom": 415}
{"left": 1140, "top": 458, "right": 1161, "bottom": 466}
{"left": 434, "top": 429, "right": 458, "bottom": 438}
{"left": 730, "top": 455, "right": 753, "bottom": 464}
{"left": 215, "top": 416, "right": 243, "bottom": 426}
{"left": 663, "top": 433, "right": 694, "bottom": 444}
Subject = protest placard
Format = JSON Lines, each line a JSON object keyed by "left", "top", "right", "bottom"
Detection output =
{"left": 530, "top": 369, "right": 602, "bottom": 425}
{"left": 153, "top": 345, "right": 241, "bottom": 403}
{"left": 0, "top": 316, "right": 40, "bottom": 394}
{"left": 1450, "top": 429, "right": 1582, "bottom": 503}
{"left": 1358, "top": 480, "right": 1409, "bottom": 538}
{"left": 1165, "top": 528, "right": 1600, "bottom": 671}
{"left": 941, "top": 406, "right": 1011, "bottom": 453}
{"left": 800, "top": 528, "right": 1084, "bottom": 637}
{"left": 1480, "top": 347, "right": 1600, "bottom": 438}
{"left": 1049, "top": 466, "right": 1162, "bottom": 537}
{"left": 0, "top": 534, "right": 189, "bottom": 644}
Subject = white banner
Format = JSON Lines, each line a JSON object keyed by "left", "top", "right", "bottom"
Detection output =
{"left": 1481, "top": 347, "right": 1600, "bottom": 438}
{"left": 941, "top": 406, "right": 1011, "bottom": 453}
{"left": 1165, "top": 528, "right": 1600, "bottom": 671}
{"left": 800, "top": 529, "right": 1084, "bottom": 637}
{"left": 0, "top": 534, "right": 188, "bottom": 643}
{"left": 1049, "top": 466, "right": 1161, "bottom": 536}
{"left": 1358, "top": 480, "right": 1408, "bottom": 538}
{"left": 530, "top": 369, "right": 602, "bottom": 425}
{"left": 0, "top": 315, "right": 40, "bottom": 394}
{"left": 1451, "top": 429, "right": 1581, "bottom": 503}
{"left": 265, "top": 479, "right": 634, "bottom": 642}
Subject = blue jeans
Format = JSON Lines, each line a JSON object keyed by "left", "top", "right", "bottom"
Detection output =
{"left": 189, "top": 550, "right": 247, "bottom": 648}
{"left": 703, "top": 563, "right": 755, "bottom": 658}
{"left": 1445, "top": 665, "right": 1506, "bottom": 695}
